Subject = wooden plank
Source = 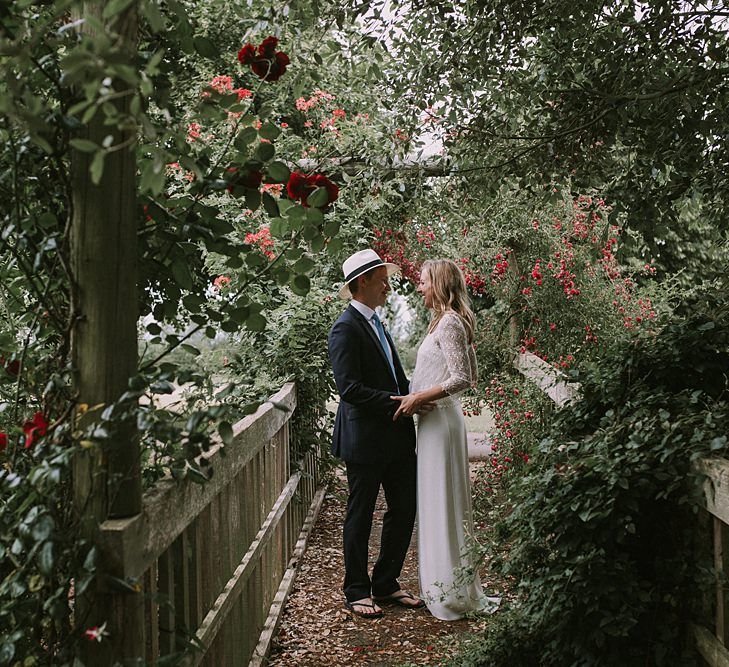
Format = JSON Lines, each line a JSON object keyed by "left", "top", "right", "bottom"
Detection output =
{"left": 188, "top": 470, "right": 304, "bottom": 665}
{"left": 694, "top": 623, "right": 729, "bottom": 667}
{"left": 240, "top": 453, "right": 256, "bottom": 662}
{"left": 187, "top": 522, "right": 203, "bottom": 630}
{"left": 226, "top": 478, "right": 246, "bottom": 661}
{"left": 700, "top": 459, "right": 729, "bottom": 526}
{"left": 157, "top": 549, "right": 175, "bottom": 656}
{"left": 144, "top": 562, "right": 159, "bottom": 663}
{"left": 249, "top": 485, "right": 327, "bottom": 667}
{"left": 514, "top": 351, "right": 581, "bottom": 407}
{"left": 717, "top": 516, "right": 729, "bottom": 646}
{"left": 173, "top": 532, "right": 191, "bottom": 633}
{"left": 99, "top": 383, "right": 297, "bottom": 580}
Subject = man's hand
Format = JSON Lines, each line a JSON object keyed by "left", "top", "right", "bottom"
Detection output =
{"left": 416, "top": 401, "right": 436, "bottom": 415}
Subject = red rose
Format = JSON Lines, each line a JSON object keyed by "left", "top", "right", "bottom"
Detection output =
{"left": 239, "top": 36, "right": 289, "bottom": 82}
{"left": 251, "top": 59, "right": 271, "bottom": 79}
{"left": 23, "top": 411, "right": 48, "bottom": 449}
{"left": 286, "top": 172, "right": 311, "bottom": 202}
{"left": 258, "top": 36, "right": 279, "bottom": 58}
{"left": 311, "top": 174, "right": 339, "bottom": 205}
{"left": 0, "top": 433, "right": 7, "bottom": 452}
{"left": 237, "top": 43, "right": 256, "bottom": 64}
{"left": 286, "top": 172, "right": 339, "bottom": 208}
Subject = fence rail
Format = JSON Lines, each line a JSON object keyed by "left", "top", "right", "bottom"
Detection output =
{"left": 695, "top": 458, "right": 729, "bottom": 667}
{"left": 98, "top": 382, "right": 325, "bottom": 665}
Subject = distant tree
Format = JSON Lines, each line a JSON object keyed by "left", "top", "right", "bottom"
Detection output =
{"left": 375, "top": 0, "right": 729, "bottom": 277}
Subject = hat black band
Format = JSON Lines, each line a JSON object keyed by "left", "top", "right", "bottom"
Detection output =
{"left": 344, "top": 258, "right": 384, "bottom": 284}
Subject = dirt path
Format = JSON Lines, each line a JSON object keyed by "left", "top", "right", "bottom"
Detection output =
{"left": 268, "top": 466, "right": 500, "bottom": 666}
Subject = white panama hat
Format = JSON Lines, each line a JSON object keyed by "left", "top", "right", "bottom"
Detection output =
{"left": 338, "top": 248, "right": 400, "bottom": 299}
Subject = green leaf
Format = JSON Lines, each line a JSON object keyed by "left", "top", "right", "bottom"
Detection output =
{"left": 218, "top": 421, "right": 234, "bottom": 445}
{"left": 0, "top": 642, "right": 15, "bottom": 663}
{"left": 32, "top": 514, "right": 54, "bottom": 542}
{"left": 262, "top": 192, "right": 279, "bottom": 217}
{"left": 306, "top": 187, "right": 329, "bottom": 208}
{"left": 290, "top": 274, "right": 311, "bottom": 296}
{"left": 286, "top": 204, "right": 306, "bottom": 220}
{"left": 245, "top": 313, "right": 267, "bottom": 331}
{"left": 711, "top": 436, "right": 727, "bottom": 450}
{"left": 140, "top": 158, "right": 164, "bottom": 195}
{"left": 269, "top": 217, "right": 288, "bottom": 239}
{"left": 267, "top": 161, "right": 291, "bottom": 183}
{"left": 90, "top": 151, "right": 105, "bottom": 186}
{"left": 180, "top": 344, "right": 200, "bottom": 356}
{"left": 326, "top": 236, "right": 344, "bottom": 254}
{"left": 306, "top": 207, "right": 324, "bottom": 226}
{"left": 259, "top": 122, "right": 281, "bottom": 141}
{"left": 193, "top": 36, "right": 218, "bottom": 59}
{"left": 255, "top": 142, "right": 275, "bottom": 162}
{"left": 70, "top": 138, "right": 98, "bottom": 153}
{"left": 228, "top": 306, "right": 249, "bottom": 323}
{"left": 275, "top": 267, "right": 291, "bottom": 284}
{"left": 182, "top": 294, "right": 204, "bottom": 311}
{"left": 102, "top": 0, "right": 135, "bottom": 19}
{"left": 234, "top": 127, "right": 258, "bottom": 150}
{"left": 141, "top": 0, "right": 166, "bottom": 32}
{"left": 38, "top": 542, "right": 54, "bottom": 575}
{"left": 294, "top": 256, "right": 315, "bottom": 274}
{"left": 309, "top": 233, "right": 326, "bottom": 253}
{"left": 171, "top": 259, "right": 193, "bottom": 290}
{"left": 323, "top": 220, "right": 340, "bottom": 236}
{"left": 187, "top": 467, "right": 210, "bottom": 484}
{"left": 244, "top": 189, "right": 261, "bottom": 212}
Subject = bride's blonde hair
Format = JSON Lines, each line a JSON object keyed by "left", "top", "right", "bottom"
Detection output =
{"left": 422, "top": 259, "right": 476, "bottom": 344}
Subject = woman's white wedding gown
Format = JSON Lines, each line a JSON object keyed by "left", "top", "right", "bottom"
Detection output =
{"left": 410, "top": 313, "right": 500, "bottom": 620}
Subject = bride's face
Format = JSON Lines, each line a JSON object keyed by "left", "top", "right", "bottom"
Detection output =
{"left": 417, "top": 270, "right": 434, "bottom": 309}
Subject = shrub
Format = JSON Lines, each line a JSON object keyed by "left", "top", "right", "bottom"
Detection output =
{"left": 455, "top": 280, "right": 728, "bottom": 666}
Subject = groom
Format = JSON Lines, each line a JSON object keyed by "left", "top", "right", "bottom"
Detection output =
{"left": 327, "top": 249, "right": 427, "bottom": 619}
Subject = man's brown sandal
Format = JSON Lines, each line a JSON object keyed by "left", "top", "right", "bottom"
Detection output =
{"left": 373, "top": 590, "right": 426, "bottom": 609}
{"left": 345, "top": 599, "right": 384, "bottom": 619}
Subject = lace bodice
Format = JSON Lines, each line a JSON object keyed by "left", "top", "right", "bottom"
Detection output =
{"left": 410, "top": 313, "right": 477, "bottom": 407}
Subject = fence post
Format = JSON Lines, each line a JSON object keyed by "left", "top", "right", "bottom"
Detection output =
{"left": 69, "top": 1, "right": 143, "bottom": 661}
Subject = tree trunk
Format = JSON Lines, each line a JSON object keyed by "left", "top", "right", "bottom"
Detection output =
{"left": 70, "top": 3, "right": 143, "bottom": 662}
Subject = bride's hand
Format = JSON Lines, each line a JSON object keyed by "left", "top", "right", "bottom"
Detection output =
{"left": 391, "top": 393, "right": 421, "bottom": 420}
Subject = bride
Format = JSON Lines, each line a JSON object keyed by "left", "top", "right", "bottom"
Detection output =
{"left": 391, "top": 259, "right": 500, "bottom": 620}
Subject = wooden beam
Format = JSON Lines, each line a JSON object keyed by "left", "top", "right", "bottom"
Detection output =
{"left": 699, "top": 458, "right": 729, "bottom": 526}
{"left": 513, "top": 351, "right": 581, "bottom": 408}
{"left": 99, "top": 383, "right": 297, "bottom": 579}
{"left": 293, "top": 155, "right": 453, "bottom": 179}
{"left": 694, "top": 623, "right": 729, "bottom": 667}
{"left": 249, "top": 485, "right": 327, "bottom": 667}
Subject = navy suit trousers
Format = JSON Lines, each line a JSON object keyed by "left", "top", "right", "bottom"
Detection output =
{"left": 343, "top": 450, "right": 417, "bottom": 602}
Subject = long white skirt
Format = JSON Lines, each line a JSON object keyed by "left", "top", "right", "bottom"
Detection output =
{"left": 417, "top": 402, "right": 500, "bottom": 620}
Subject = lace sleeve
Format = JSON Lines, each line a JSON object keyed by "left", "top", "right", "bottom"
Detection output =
{"left": 435, "top": 314, "right": 477, "bottom": 395}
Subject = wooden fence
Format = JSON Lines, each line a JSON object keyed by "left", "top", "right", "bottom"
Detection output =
{"left": 515, "top": 351, "right": 729, "bottom": 666}
{"left": 98, "top": 382, "right": 326, "bottom": 665}
{"left": 694, "top": 458, "right": 729, "bottom": 667}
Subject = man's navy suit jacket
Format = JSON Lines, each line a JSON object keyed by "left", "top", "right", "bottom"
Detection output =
{"left": 327, "top": 304, "right": 416, "bottom": 465}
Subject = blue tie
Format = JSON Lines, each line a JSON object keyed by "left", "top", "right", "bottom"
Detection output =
{"left": 371, "top": 313, "right": 398, "bottom": 382}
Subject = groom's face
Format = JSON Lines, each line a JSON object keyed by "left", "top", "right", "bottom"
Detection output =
{"left": 360, "top": 266, "right": 390, "bottom": 309}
